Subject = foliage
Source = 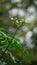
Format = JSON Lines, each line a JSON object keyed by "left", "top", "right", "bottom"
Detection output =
{"left": 0, "top": 18, "right": 30, "bottom": 65}
{"left": 0, "top": 0, "right": 37, "bottom": 65}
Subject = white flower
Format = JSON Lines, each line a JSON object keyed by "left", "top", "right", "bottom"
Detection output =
{"left": 16, "top": 20, "right": 19, "bottom": 23}
{"left": 11, "top": 18, "right": 13, "bottom": 20}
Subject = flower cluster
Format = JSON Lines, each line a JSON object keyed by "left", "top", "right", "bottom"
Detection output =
{"left": 11, "top": 17, "right": 25, "bottom": 27}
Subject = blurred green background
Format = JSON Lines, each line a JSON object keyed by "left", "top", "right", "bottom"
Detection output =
{"left": 0, "top": 0, "right": 37, "bottom": 65}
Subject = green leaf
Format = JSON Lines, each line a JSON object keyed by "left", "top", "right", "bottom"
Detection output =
{"left": 8, "top": 51, "right": 22, "bottom": 65}
{"left": 14, "top": 57, "right": 22, "bottom": 65}
{"left": 0, "top": 31, "right": 9, "bottom": 48}
{"left": 11, "top": 37, "right": 30, "bottom": 63}
{"left": 0, "top": 28, "right": 5, "bottom": 31}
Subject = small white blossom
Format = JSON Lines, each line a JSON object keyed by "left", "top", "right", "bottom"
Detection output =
{"left": 20, "top": 21, "right": 22, "bottom": 23}
{"left": 11, "top": 18, "right": 13, "bottom": 20}
{"left": 16, "top": 20, "right": 19, "bottom": 23}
